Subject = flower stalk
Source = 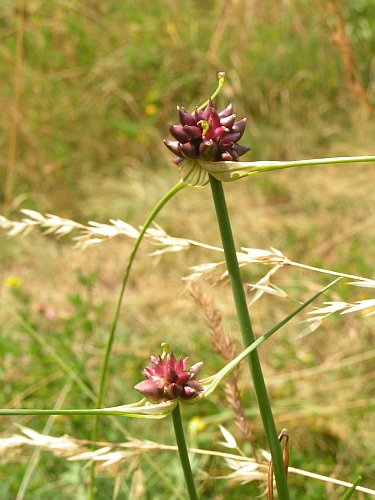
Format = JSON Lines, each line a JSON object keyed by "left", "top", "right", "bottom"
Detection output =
{"left": 209, "top": 174, "right": 290, "bottom": 499}
{"left": 172, "top": 403, "right": 199, "bottom": 500}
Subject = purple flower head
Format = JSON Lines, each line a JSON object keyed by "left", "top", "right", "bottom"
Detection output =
{"left": 135, "top": 352, "right": 203, "bottom": 403}
{"left": 164, "top": 99, "right": 251, "bottom": 165}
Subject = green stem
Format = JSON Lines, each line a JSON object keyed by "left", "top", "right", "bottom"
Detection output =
{"left": 89, "top": 180, "right": 187, "bottom": 499}
{"left": 172, "top": 403, "right": 199, "bottom": 500}
{"left": 209, "top": 175, "right": 290, "bottom": 499}
{"left": 0, "top": 408, "right": 132, "bottom": 416}
{"left": 341, "top": 477, "right": 362, "bottom": 500}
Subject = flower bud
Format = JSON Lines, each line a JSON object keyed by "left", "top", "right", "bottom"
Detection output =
{"left": 199, "top": 139, "right": 218, "bottom": 161}
{"left": 218, "top": 103, "right": 233, "bottom": 118}
{"left": 134, "top": 380, "right": 163, "bottom": 402}
{"left": 166, "top": 383, "right": 183, "bottom": 399}
{"left": 220, "top": 114, "right": 236, "bottom": 130}
{"left": 164, "top": 140, "right": 182, "bottom": 157}
{"left": 180, "top": 142, "right": 200, "bottom": 159}
{"left": 169, "top": 123, "right": 188, "bottom": 143}
{"left": 178, "top": 106, "right": 196, "bottom": 126}
{"left": 189, "top": 362, "right": 203, "bottom": 378}
{"left": 232, "top": 118, "right": 246, "bottom": 140}
{"left": 181, "top": 386, "right": 199, "bottom": 400}
{"left": 184, "top": 125, "right": 203, "bottom": 141}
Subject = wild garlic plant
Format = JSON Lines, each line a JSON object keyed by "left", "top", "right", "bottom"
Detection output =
{"left": 1, "top": 73, "right": 375, "bottom": 499}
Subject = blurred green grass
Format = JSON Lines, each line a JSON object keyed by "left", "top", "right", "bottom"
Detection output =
{"left": 1, "top": 0, "right": 375, "bottom": 498}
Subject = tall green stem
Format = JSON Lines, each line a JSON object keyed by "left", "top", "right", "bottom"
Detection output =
{"left": 172, "top": 404, "right": 199, "bottom": 500}
{"left": 89, "top": 180, "right": 187, "bottom": 499}
{"left": 209, "top": 175, "right": 290, "bottom": 499}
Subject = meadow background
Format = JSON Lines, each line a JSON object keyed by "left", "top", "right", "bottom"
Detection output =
{"left": 1, "top": 0, "right": 375, "bottom": 498}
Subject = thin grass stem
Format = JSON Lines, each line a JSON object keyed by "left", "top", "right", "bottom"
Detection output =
{"left": 0, "top": 408, "right": 149, "bottom": 416}
{"left": 341, "top": 476, "right": 362, "bottom": 500}
{"left": 4, "top": 0, "right": 25, "bottom": 217}
{"left": 208, "top": 174, "right": 290, "bottom": 499}
{"left": 171, "top": 403, "right": 198, "bottom": 500}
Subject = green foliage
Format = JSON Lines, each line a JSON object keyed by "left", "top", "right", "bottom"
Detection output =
{"left": 1, "top": 0, "right": 374, "bottom": 212}
{"left": 1, "top": 0, "right": 375, "bottom": 498}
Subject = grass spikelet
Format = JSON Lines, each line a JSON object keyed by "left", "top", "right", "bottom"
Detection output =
{"left": 187, "top": 285, "right": 256, "bottom": 457}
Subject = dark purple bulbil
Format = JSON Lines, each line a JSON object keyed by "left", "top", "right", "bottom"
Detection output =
{"left": 164, "top": 99, "right": 251, "bottom": 165}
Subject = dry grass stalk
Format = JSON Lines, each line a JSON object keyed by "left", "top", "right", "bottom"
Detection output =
{"left": 314, "top": 0, "right": 375, "bottom": 116}
{"left": 187, "top": 284, "right": 257, "bottom": 458}
{"left": 3, "top": 426, "right": 374, "bottom": 495}
{"left": 3, "top": 0, "right": 25, "bottom": 217}
{"left": 267, "top": 429, "right": 289, "bottom": 500}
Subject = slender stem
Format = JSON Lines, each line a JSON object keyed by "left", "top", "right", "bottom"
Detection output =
{"left": 209, "top": 175, "right": 290, "bottom": 499}
{"left": 89, "top": 180, "right": 187, "bottom": 499}
{"left": 341, "top": 477, "right": 362, "bottom": 500}
{"left": 0, "top": 408, "right": 141, "bottom": 416}
{"left": 172, "top": 404, "right": 199, "bottom": 500}
{"left": 288, "top": 259, "right": 373, "bottom": 282}
{"left": 197, "top": 72, "right": 226, "bottom": 111}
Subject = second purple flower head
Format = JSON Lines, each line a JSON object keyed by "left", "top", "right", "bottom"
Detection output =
{"left": 135, "top": 352, "right": 203, "bottom": 402}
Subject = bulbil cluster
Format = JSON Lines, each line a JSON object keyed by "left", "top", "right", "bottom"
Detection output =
{"left": 135, "top": 353, "right": 203, "bottom": 402}
{"left": 164, "top": 99, "right": 251, "bottom": 165}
